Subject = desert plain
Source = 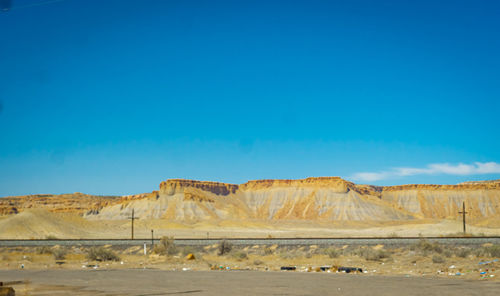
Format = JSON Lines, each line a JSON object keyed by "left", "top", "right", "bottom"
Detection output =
{"left": 1, "top": 177, "right": 500, "bottom": 295}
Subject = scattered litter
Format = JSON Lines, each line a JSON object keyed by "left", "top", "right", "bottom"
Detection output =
{"left": 185, "top": 253, "right": 195, "bottom": 260}
{"left": 281, "top": 266, "right": 296, "bottom": 271}
{"left": 338, "top": 267, "right": 363, "bottom": 273}
{"left": 182, "top": 267, "right": 191, "bottom": 271}
{"left": 479, "top": 259, "right": 499, "bottom": 265}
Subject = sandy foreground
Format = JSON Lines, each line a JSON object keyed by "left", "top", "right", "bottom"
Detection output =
{"left": 1, "top": 269, "right": 500, "bottom": 296}
{"left": 1, "top": 240, "right": 500, "bottom": 295}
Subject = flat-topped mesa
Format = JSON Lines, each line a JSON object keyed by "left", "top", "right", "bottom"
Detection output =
{"left": 240, "top": 177, "right": 352, "bottom": 193}
{"left": 160, "top": 179, "right": 239, "bottom": 196}
{"left": 383, "top": 181, "right": 500, "bottom": 192}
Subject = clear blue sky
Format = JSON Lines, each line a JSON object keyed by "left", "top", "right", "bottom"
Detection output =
{"left": 1, "top": 0, "right": 499, "bottom": 196}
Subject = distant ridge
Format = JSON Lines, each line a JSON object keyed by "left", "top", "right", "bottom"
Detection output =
{"left": 1, "top": 177, "right": 499, "bottom": 224}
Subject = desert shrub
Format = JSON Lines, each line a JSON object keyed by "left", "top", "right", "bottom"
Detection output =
{"left": 232, "top": 251, "right": 248, "bottom": 260}
{"left": 253, "top": 259, "right": 264, "bottom": 265}
{"left": 361, "top": 249, "right": 390, "bottom": 261}
{"left": 218, "top": 239, "right": 232, "bottom": 256}
{"left": 181, "top": 246, "right": 195, "bottom": 256}
{"left": 443, "top": 249, "right": 452, "bottom": 258}
{"left": 36, "top": 246, "right": 52, "bottom": 254}
{"left": 153, "top": 236, "right": 177, "bottom": 256}
{"left": 387, "top": 232, "right": 400, "bottom": 238}
{"left": 279, "top": 251, "right": 296, "bottom": 259}
{"left": 487, "top": 245, "right": 500, "bottom": 257}
{"left": 416, "top": 239, "right": 442, "bottom": 254}
{"left": 263, "top": 247, "right": 274, "bottom": 255}
{"left": 324, "top": 248, "right": 340, "bottom": 258}
{"left": 45, "top": 235, "right": 58, "bottom": 240}
{"left": 52, "top": 249, "right": 67, "bottom": 260}
{"left": 432, "top": 255, "right": 445, "bottom": 263}
{"left": 456, "top": 248, "right": 471, "bottom": 258}
{"left": 86, "top": 247, "right": 120, "bottom": 262}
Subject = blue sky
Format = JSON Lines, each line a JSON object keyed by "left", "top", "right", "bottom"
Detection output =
{"left": 1, "top": 0, "right": 499, "bottom": 196}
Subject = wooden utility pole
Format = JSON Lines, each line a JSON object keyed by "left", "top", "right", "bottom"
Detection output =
{"left": 127, "top": 209, "right": 139, "bottom": 240}
{"left": 151, "top": 229, "right": 154, "bottom": 247}
{"left": 458, "top": 202, "right": 468, "bottom": 234}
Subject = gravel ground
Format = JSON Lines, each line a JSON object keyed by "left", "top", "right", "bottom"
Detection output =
{"left": 1, "top": 269, "right": 499, "bottom": 296}
{"left": 1, "top": 237, "right": 499, "bottom": 247}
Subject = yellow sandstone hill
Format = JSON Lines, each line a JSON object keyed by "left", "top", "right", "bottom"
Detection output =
{"left": 1, "top": 178, "right": 499, "bottom": 224}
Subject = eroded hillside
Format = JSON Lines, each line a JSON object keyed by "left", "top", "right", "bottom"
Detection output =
{"left": 2, "top": 178, "right": 499, "bottom": 224}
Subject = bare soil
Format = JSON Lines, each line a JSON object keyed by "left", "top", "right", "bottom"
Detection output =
{"left": 1, "top": 269, "right": 499, "bottom": 296}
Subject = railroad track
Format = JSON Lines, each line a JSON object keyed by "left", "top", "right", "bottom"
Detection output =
{"left": 0, "top": 237, "right": 499, "bottom": 247}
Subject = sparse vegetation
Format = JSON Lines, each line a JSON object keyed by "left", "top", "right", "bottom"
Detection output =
{"left": 387, "top": 232, "right": 400, "bottom": 238}
{"left": 415, "top": 239, "right": 442, "bottom": 254}
{"left": 52, "top": 248, "right": 67, "bottom": 260}
{"left": 360, "top": 248, "right": 390, "bottom": 261}
{"left": 218, "top": 239, "right": 232, "bottom": 256}
{"left": 153, "top": 236, "right": 177, "bottom": 256}
{"left": 232, "top": 251, "right": 248, "bottom": 260}
{"left": 324, "top": 248, "right": 340, "bottom": 258}
{"left": 263, "top": 247, "right": 274, "bottom": 255}
{"left": 35, "top": 246, "right": 52, "bottom": 254}
{"left": 455, "top": 248, "right": 471, "bottom": 258}
{"left": 86, "top": 247, "right": 120, "bottom": 261}
{"left": 45, "top": 235, "right": 58, "bottom": 240}
{"left": 432, "top": 255, "right": 445, "bottom": 263}
{"left": 181, "top": 246, "right": 195, "bottom": 256}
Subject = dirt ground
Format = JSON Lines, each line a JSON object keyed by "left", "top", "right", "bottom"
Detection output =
{"left": 1, "top": 269, "right": 499, "bottom": 296}
{"left": 2, "top": 210, "right": 500, "bottom": 239}
{"left": 0, "top": 240, "right": 499, "bottom": 295}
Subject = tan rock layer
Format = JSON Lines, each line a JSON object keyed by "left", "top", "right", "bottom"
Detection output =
{"left": 1, "top": 178, "right": 500, "bottom": 221}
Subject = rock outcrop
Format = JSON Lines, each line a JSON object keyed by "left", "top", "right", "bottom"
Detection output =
{"left": 2, "top": 178, "right": 500, "bottom": 224}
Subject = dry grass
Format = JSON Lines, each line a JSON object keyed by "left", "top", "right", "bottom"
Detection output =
{"left": 1, "top": 243, "right": 499, "bottom": 281}
{"left": 86, "top": 247, "right": 120, "bottom": 262}
{"left": 153, "top": 236, "right": 177, "bottom": 256}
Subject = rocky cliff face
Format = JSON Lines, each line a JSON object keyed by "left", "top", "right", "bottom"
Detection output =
{"left": 2, "top": 178, "right": 499, "bottom": 223}
{"left": 0, "top": 193, "right": 123, "bottom": 216}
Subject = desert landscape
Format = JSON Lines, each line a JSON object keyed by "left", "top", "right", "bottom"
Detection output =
{"left": 1, "top": 177, "right": 500, "bottom": 295}
{"left": 1, "top": 177, "right": 499, "bottom": 239}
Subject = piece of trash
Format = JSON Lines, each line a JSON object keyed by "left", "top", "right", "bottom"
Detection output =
{"left": 480, "top": 271, "right": 486, "bottom": 275}
{"left": 490, "top": 275, "right": 495, "bottom": 278}
{"left": 182, "top": 267, "right": 191, "bottom": 271}
{"left": 121, "top": 261, "right": 124, "bottom": 265}
{"left": 185, "top": 253, "right": 195, "bottom": 260}
{"left": 281, "top": 266, "right": 296, "bottom": 271}
{"left": 449, "top": 265, "right": 456, "bottom": 269}
{"left": 20, "top": 264, "right": 24, "bottom": 269}
{"left": 319, "top": 266, "right": 331, "bottom": 271}
{"left": 338, "top": 267, "right": 363, "bottom": 273}
{"left": 455, "top": 272, "right": 462, "bottom": 276}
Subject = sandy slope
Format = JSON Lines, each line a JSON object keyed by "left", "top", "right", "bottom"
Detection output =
{"left": 1, "top": 210, "right": 499, "bottom": 239}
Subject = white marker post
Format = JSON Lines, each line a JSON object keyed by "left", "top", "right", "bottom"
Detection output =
{"left": 144, "top": 243, "right": 147, "bottom": 255}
